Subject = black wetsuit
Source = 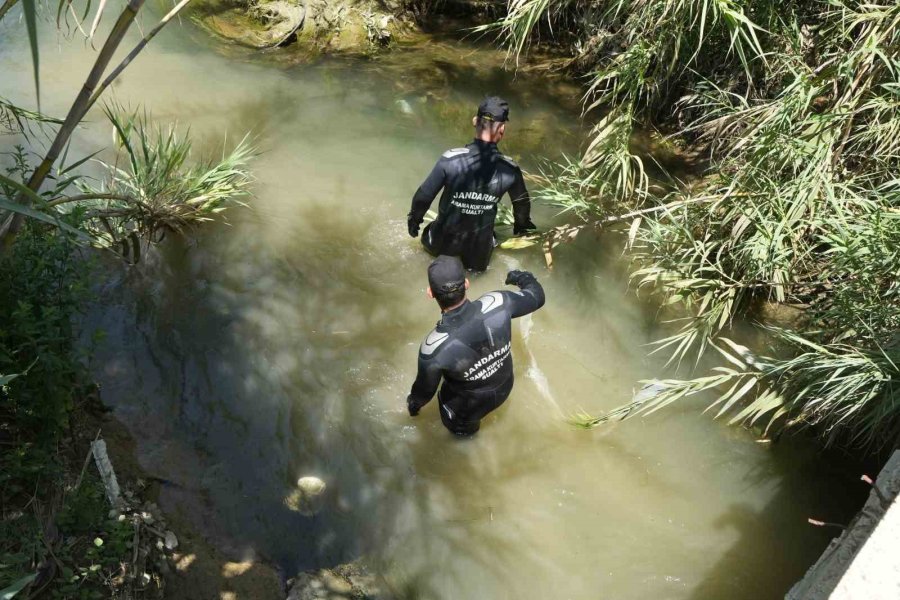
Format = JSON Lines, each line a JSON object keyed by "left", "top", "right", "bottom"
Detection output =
{"left": 407, "top": 271, "right": 545, "bottom": 435}
{"left": 408, "top": 139, "right": 533, "bottom": 272}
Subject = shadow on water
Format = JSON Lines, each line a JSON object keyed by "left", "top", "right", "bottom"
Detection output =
{"left": 83, "top": 202, "right": 876, "bottom": 599}
{"left": 87, "top": 205, "right": 424, "bottom": 574}
{"left": 89, "top": 198, "right": 565, "bottom": 583}
{"left": 365, "top": 423, "right": 627, "bottom": 599}
{"left": 685, "top": 438, "right": 872, "bottom": 600}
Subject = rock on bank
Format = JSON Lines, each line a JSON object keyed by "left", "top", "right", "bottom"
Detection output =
{"left": 193, "top": 0, "right": 418, "bottom": 53}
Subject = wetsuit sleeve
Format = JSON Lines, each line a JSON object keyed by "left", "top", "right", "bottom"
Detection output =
{"left": 408, "top": 159, "right": 445, "bottom": 225}
{"left": 407, "top": 354, "right": 442, "bottom": 415}
{"left": 508, "top": 167, "right": 535, "bottom": 234}
{"left": 504, "top": 271, "right": 545, "bottom": 318}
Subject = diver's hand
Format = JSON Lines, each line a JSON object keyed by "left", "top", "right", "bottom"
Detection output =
{"left": 407, "top": 394, "right": 426, "bottom": 416}
{"left": 407, "top": 216, "right": 420, "bottom": 238}
{"left": 513, "top": 219, "right": 537, "bottom": 236}
{"left": 505, "top": 269, "right": 536, "bottom": 287}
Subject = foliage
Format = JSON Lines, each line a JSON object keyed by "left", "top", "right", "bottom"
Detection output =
{"left": 0, "top": 472, "right": 137, "bottom": 598}
{"left": 0, "top": 217, "right": 165, "bottom": 597}
{"left": 530, "top": 155, "right": 624, "bottom": 221}
{"left": 70, "top": 107, "right": 255, "bottom": 261}
{"left": 0, "top": 98, "right": 61, "bottom": 138}
{"left": 484, "top": 0, "right": 769, "bottom": 201}
{"left": 0, "top": 574, "right": 36, "bottom": 599}
{"left": 0, "top": 146, "right": 92, "bottom": 241}
{"left": 0, "top": 218, "right": 108, "bottom": 598}
{"left": 573, "top": 333, "right": 899, "bottom": 447}
{"left": 0, "top": 0, "right": 196, "bottom": 248}
{"left": 496, "top": 0, "right": 900, "bottom": 448}
{"left": 0, "top": 108, "right": 255, "bottom": 261}
{"left": 0, "top": 220, "right": 90, "bottom": 455}
{"left": 0, "top": 4, "right": 240, "bottom": 595}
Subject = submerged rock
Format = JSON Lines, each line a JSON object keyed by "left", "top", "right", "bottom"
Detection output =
{"left": 164, "top": 530, "right": 179, "bottom": 550}
{"left": 287, "top": 560, "right": 381, "bottom": 599}
{"left": 284, "top": 475, "right": 327, "bottom": 516}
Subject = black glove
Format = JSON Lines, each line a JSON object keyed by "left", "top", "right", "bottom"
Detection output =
{"left": 407, "top": 395, "right": 426, "bottom": 416}
{"left": 505, "top": 269, "right": 535, "bottom": 287}
{"left": 407, "top": 215, "right": 420, "bottom": 238}
{"left": 513, "top": 219, "right": 537, "bottom": 236}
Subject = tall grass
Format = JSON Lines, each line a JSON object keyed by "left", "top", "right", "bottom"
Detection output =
{"left": 80, "top": 108, "right": 254, "bottom": 257}
{"left": 496, "top": 0, "right": 900, "bottom": 449}
{"left": 0, "top": 0, "right": 195, "bottom": 245}
{"left": 2, "top": 107, "right": 255, "bottom": 261}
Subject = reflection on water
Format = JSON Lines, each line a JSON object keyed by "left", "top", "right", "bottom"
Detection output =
{"left": 0, "top": 12, "right": 868, "bottom": 599}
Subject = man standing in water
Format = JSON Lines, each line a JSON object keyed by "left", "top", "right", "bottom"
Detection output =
{"left": 407, "top": 255, "right": 545, "bottom": 435}
{"left": 406, "top": 96, "right": 537, "bottom": 272}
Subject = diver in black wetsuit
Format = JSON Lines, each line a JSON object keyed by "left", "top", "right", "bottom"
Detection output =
{"left": 406, "top": 96, "right": 537, "bottom": 272}
{"left": 407, "top": 255, "right": 545, "bottom": 435}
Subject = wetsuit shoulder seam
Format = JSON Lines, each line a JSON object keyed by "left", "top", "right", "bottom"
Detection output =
{"left": 441, "top": 147, "right": 471, "bottom": 159}
{"left": 476, "top": 291, "right": 505, "bottom": 313}
{"left": 498, "top": 153, "right": 520, "bottom": 168}
{"left": 420, "top": 328, "right": 450, "bottom": 356}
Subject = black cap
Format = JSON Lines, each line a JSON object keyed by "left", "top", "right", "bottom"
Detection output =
{"left": 477, "top": 96, "right": 509, "bottom": 123}
{"left": 428, "top": 255, "right": 465, "bottom": 293}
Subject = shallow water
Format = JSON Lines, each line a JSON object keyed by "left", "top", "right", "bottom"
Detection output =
{"left": 0, "top": 10, "right": 868, "bottom": 599}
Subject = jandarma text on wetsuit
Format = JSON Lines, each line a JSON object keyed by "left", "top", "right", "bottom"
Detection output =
{"left": 464, "top": 342, "right": 511, "bottom": 381}
{"left": 450, "top": 192, "right": 499, "bottom": 215}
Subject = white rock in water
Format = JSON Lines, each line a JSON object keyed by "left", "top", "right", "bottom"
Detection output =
{"left": 285, "top": 476, "right": 327, "bottom": 516}
{"left": 297, "top": 476, "right": 326, "bottom": 496}
{"left": 164, "top": 530, "right": 178, "bottom": 551}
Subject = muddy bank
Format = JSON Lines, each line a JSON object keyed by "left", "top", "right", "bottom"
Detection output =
{"left": 89, "top": 411, "right": 285, "bottom": 599}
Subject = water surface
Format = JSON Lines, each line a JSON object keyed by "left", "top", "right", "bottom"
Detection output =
{"left": 0, "top": 11, "right": 867, "bottom": 599}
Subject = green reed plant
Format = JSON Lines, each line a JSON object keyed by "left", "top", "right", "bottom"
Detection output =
{"left": 27, "top": 107, "right": 256, "bottom": 261}
{"left": 2, "top": 107, "right": 255, "bottom": 260}
{"left": 0, "top": 0, "right": 194, "bottom": 245}
{"left": 484, "top": 0, "right": 768, "bottom": 202}
{"left": 496, "top": 0, "right": 900, "bottom": 448}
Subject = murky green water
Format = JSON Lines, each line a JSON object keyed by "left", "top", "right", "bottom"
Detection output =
{"left": 0, "top": 10, "right": 868, "bottom": 599}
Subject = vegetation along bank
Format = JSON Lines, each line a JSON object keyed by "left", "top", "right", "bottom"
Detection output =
{"left": 1, "top": 0, "right": 898, "bottom": 597}
{"left": 487, "top": 0, "right": 899, "bottom": 451}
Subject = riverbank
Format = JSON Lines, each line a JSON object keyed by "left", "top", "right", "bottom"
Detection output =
{"left": 0, "top": 362, "right": 174, "bottom": 597}
{"left": 0, "top": 221, "right": 279, "bottom": 598}
{"left": 1, "top": 6, "right": 885, "bottom": 598}
{"left": 188, "top": 0, "right": 514, "bottom": 56}
{"left": 96, "top": 415, "right": 287, "bottom": 600}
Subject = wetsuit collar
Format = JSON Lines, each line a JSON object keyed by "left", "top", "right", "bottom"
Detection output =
{"left": 439, "top": 299, "right": 474, "bottom": 329}
{"left": 472, "top": 138, "right": 498, "bottom": 152}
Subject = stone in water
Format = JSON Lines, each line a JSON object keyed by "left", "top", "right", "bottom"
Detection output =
{"left": 284, "top": 476, "right": 327, "bottom": 516}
